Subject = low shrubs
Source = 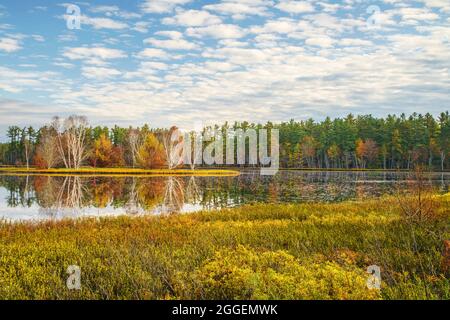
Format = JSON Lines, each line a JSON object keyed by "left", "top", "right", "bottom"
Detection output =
{"left": 175, "top": 245, "right": 380, "bottom": 300}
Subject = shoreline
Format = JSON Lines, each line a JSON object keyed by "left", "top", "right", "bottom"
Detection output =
{"left": 0, "top": 167, "right": 240, "bottom": 177}
{"left": 1, "top": 166, "right": 449, "bottom": 175}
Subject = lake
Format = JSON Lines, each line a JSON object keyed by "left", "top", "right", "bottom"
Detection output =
{"left": 0, "top": 171, "right": 449, "bottom": 222}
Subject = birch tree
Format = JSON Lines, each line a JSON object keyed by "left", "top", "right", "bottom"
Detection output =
{"left": 162, "top": 126, "right": 184, "bottom": 169}
{"left": 66, "top": 116, "right": 89, "bottom": 169}
{"left": 37, "top": 129, "right": 59, "bottom": 169}
{"left": 51, "top": 115, "right": 89, "bottom": 169}
{"left": 128, "top": 129, "right": 141, "bottom": 168}
{"left": 52, "top": 117, "right": 69, "bottom": 168}
{"left": 22, "top": 127, "right": 36, "bottom": 169}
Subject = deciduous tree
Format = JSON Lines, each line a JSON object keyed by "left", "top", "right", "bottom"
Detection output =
{"left": 137, "top": 133, "right": 165, "bottom": 169}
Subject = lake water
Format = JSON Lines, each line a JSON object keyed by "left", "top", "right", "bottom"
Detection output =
{"left": 0, "top": 171, "right": 449, "bottom": 222}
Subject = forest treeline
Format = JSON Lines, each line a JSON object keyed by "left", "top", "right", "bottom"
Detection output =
{"left": 0, "top": 112, "right": 449, "bottom": 170}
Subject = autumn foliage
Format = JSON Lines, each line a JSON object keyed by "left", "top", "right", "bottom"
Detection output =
{"left": 356, "top": 139, "right": 379, "bottom": 169}
{"left": 136, "top": 133, "right": 166, "bottom": 169}
{"left": 90, "top": 134, "right": 125, "bottom": 167}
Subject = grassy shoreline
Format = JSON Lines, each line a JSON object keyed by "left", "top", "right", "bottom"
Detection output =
{"left": 0, "top": 167, "right": 240, "bottom": 177}
{"left": 1, "top": 166, "right": 449, "bottom": 175}
{"left": 0, "top": 195, "right": 448, "bottom": 300}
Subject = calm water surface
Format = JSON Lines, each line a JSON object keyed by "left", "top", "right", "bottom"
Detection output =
{"left": 0, "top": 171, "right": 448, "bottom": 222}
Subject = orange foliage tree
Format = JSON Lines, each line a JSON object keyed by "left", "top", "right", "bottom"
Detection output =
{"left": 327, "top": 144, "right": 341, "bottom": 168}
{"left": 301, "top": 136, "right": 318, "bottom": 167}
{"left": 137, "top": 133, "right": 166, "bottom": 169}
{"left": 91, "top": 134, "right": 124, "bottom": 167}
{"left": 356, "top": 139, "right": 379, "bottom": 169}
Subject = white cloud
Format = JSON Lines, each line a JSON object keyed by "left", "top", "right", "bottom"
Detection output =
{"left": 395, "top": 7, "right": 440, "bottom": 24}
{"left": 305, "top": 36, "right": 335, "bottom": 47}
{"left": 58, "top": 34, "right": 77, "bottom": 42}
{"left": 89, "top": 5, "right": 142, "bottom": 19}
{"left": 89, "top": 5, "right": 120, "bottom": 14}
{"left": 140, "top": 0, "right": 192, "bottom": 14}
{"left": 0, "top": 23, "right": 13, "bottom": 30}
{"left": 63, "top": 47, "right": 127, "bottom": 65}
{"left": 53, "top": 62, "right": 75, "bottom": 69}
{"left": 275, "top": 1, "right": 315, "bottom": 14}
{"left": 82, "top": 66, "right": 122, "bottom": 79}
{"left": 0, "top": 99, "right": 63, "bottom": 130}
{"left": 339, "top": 38, "right": 373, "bottom": 46}
{"left": 132, "top": 21, "right": 151, "bottom": 33}
{"left": 144, "top": 36, "right": 198, "bottom": 50}
{"left": 154, "top": 30, "right": 183, "bottom": 39}
{"left": 140, "top": 61, "right": 168, "bottom": 70}
{"left": 419, "top": 0, "right": 450, "bottom": 13}
{"left": 81, "top": 15, "right": 128, "bottom": 30}
{"left": 251, "top": 18, "right": 300, "bottom": 34}
{"left": 0, "top": 83, "right": 21, "bottom": 93}
{"left": 0, "top": 66, "right": 56, "bottom": 93}
{"left": 317, "top": 2, "right": 342, "bottom": 13}
{"left": 0, "top": 38, "right": 22, "bottom": 52}
{"left": 163, "top": 9, "right": 222, "bottom": 26}
{"left": 203, "top": 0, "right": 272, "bottom": 19}
{"left": 32, "top": 35, "right": 45, "bottom": 42}
{"left": 186, "top": 24, "right": 247, "bottom": 39}
{"left": 136, "top": 48, "right": 169, "bottom": 59}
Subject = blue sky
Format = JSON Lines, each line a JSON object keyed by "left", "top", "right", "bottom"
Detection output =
{"left": 0, "top": 0, "right": 449, "bottom": 137}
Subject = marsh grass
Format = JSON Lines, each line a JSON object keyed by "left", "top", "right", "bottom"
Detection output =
{"left": 0, "top": 196, "right": 448, "bottom": 300}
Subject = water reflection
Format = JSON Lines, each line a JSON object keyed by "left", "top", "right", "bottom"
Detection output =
{"left": 0, "top": 171, "right": 448, "bottom": 222}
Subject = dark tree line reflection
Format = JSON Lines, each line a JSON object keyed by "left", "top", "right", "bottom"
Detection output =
{"left": 0, "top": 171, "right": 448, "bottom": 219}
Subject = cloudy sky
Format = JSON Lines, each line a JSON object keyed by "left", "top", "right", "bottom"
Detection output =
{"left": 0, "top": 0, "right": 449, "bottom": 136}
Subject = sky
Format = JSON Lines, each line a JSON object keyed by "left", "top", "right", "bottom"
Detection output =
{"left": 0, "top": 0, "right": 449, "bottom": 138}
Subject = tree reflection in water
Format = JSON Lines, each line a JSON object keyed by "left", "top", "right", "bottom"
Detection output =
{"left": 124, "top": 178, "right": 139, "bottom": 215}
{"left": 38, "top": 176, "right": 87, "bottom": 218}
{"left": 161, "top": 177, "right": 185, "bottom": 214}
{"left": 0, "top": 171, "right": 448, "bottom": 220}
{"left": 186, "top": 176, "right": 201, "bottom": 204}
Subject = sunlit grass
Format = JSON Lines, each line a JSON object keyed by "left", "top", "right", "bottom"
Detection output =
{"left": 0, "top": 195, "right": 448, "bottom": 300}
